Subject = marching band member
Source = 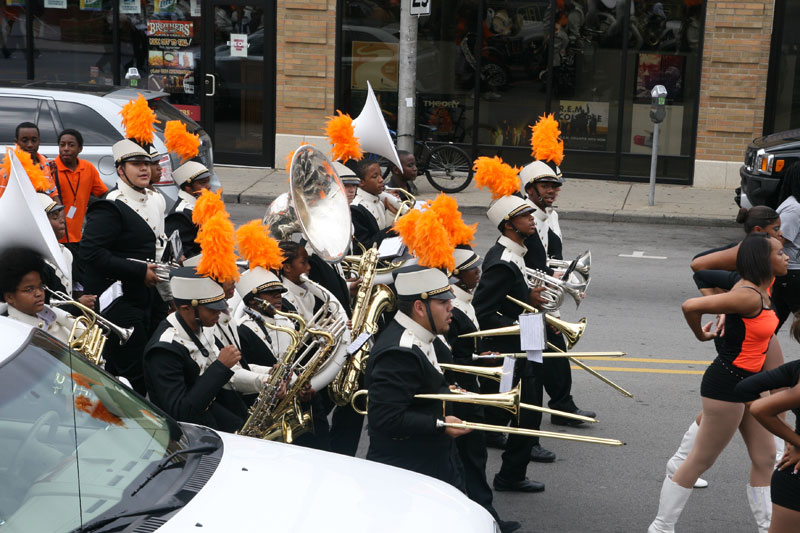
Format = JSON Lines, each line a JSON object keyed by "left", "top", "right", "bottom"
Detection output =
{"left": 386, "top": 150, "right": 419, "bottom": 195}
{"left": 80, "top": 138, "right": 167, "bottom": 394}
{"left": 520, "top": 114, "right": 595, "bottom": 430}
{"left": 351, "top": 159, "right": 396, "bottom": 250}
{"left": 446, "top": 246, "right": 521, "bottom": 533}
{"left": 365, "top": 264, "right": 469, "bottom": 489}
{"left": 0, "top": 247, "right": 75, "bottom": 345}
{"left": 471, "top": 156, "right": 549, "bottom": 492}
{"left": 143, "top": 266, "right": 247, "bottom": 432}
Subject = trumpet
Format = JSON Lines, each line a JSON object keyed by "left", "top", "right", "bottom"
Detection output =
{"left": 548, "top": 250, "right": 591, "bottom": 283}
{"left": 46, "top": 288, "right": 133, "bottom": 366}
{"left": 127, "top": 257, "right": 182, "bottom": 283}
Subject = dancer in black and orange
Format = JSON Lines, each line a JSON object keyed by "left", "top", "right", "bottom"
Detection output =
{"left": 649, "top": 232, "right": 787, "bottom": 533}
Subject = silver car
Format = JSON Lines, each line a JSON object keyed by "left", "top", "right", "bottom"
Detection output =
{"left": 0, "top": 82, "right": 219, "bottom": 208}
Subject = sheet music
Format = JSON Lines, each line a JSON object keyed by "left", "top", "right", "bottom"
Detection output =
{"left": 99, "top": 281, "right": 123, "bottom": 313}
{"left": 378, "top": 236, "right": 404, "bottom": 258}
{"left": 520, "top": 313, "right": 545, "bottom": 363}
{"left": 499, "top": 355, "right": 516, "bottom": 393}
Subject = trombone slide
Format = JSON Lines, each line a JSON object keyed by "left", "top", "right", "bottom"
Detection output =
{"left": 435, "top": 420, "right": 624, "bottom": 446}
{"left": 471, "top": 351, "right": 626, "bottom": 360}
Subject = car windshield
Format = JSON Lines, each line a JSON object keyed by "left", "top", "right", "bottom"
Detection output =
{"left": 0, "top": 330, "right": 183, "bottom": 532}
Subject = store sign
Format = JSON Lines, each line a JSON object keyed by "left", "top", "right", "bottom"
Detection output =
{"left": 119, "top": 0, "right": 140, "bottom": 14}
{"left": 147, "top": 20, "right": 195, "bottom": 96}
{"left": 229, "top": 34, "right": 248, "bottom": 57}
{"left": 409, "top": 0, "right": 431, "bottom": 16}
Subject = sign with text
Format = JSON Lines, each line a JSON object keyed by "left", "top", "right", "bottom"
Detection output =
{"left": 409, "top": 0, "right": 431, "bottom": 16}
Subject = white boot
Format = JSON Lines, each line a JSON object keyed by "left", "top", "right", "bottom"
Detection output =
{"left": 665, "top": 421, "right": 709, "bottom": 488}
{"left": 774, "top": 435, "right": 784, "bottom": 463}
{"left": 746, "top": 484, "right": 771, "bottom": 533}
{"left": 648, "top": 476, "right": 693, "bottom": 533}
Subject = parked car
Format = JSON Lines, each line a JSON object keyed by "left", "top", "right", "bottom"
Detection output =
{"left": 0, "top": 81, "right": 219, "bottom": 209}
{"left": 737, "top": 128, "right": 800, "bottom": 209}
{"left": 0, "top": 317, "right": 497, "bottom": 532}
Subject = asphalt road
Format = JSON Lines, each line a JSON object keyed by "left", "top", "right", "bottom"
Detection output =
{"left": 228, "top": 202, "right": 795, "bottom": 532}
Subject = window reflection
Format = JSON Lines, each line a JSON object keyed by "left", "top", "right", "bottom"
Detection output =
{"left": 770, "top": 0, "right": 800, "bottom": 132}
{"left": 0, "top": 0, "right": 27, "bottom": 79}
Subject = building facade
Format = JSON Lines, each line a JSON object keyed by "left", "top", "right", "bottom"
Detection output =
{"left": 0, "top": 0, "right": 795, "bottom": 187}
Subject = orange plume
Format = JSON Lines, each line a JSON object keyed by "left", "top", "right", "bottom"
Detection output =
{"left": 196, "top": 211, "right": 240, "bottom": 283}
{"left": 192, "top": 188, "right": 226, "bottom": 227}
{"left": 473, "top": 156, "right": 519, "bottom": 200}
{"left": 530, "top": 113, "right": 564, "bottom": 166}
{"left": 427, "top": 193, "right": 476, "bottom": 246}
{"left": 3, "top": 146, "right": 50, "bottom": 192}
{"left": 164, "top": 120, "right": 200, "bottom": 164}
{"left": 119, "top": 93, "right": 159, "bottom": 146}
{"left": 394, "top": 208, "right": 455, "bottom": 271}
{"left": 325, "top": 111, "right": 363, "bottom": 163}
{"left": 235, "top": 219, "right": 285, "bottom": 270}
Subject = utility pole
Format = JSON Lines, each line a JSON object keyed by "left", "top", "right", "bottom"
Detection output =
{"left": 397, "top": 1, "right": 419, "bottom": 153}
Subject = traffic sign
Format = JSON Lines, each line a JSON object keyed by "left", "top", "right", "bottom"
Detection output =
{"left": 410, "top": 0, "right": 431, "bottom": 16}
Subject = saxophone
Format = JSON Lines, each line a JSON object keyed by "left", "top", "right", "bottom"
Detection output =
{"left": 237, "top": 304, "right": 303, "bottom": 439}
{"left": 328, "top": 246, "right": 397, "bottom": 406}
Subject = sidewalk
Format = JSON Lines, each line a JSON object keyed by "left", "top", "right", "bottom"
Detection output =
{"left": 215, "top": 165, "right": 740, "bottom": 227}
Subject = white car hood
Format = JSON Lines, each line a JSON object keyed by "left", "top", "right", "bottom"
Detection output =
{"left": 159, "top": 430, "right": 495, "bottom": 532}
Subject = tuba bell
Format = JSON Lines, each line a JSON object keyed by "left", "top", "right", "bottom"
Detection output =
{"left": 262, "top": 145, "right": 352, "bottom": 263}
{"left": 352, "top": 81, "right": 403, "bottom": 170}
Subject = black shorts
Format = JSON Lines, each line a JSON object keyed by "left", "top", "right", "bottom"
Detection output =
{"left": 700, "top": 357, "right": 759, "bottom": 403}
{"left": 772, "top": 465, "right": 800, "bottom": 512}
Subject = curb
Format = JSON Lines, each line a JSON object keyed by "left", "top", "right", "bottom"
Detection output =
{"left": 226, "top": 193, "right": 737, "bottom": 228}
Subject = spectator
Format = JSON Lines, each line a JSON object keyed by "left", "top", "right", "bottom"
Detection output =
{"left": 0, "top": 122, "right": 58, "bottom": 197}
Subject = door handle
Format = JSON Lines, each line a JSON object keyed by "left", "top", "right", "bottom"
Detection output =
{"left": 205, "top": 73, "right": 216, "bottom": 96}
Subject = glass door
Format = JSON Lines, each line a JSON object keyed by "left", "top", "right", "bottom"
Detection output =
{"left": 202, "top": 0, "right": 275, "bottom": 166}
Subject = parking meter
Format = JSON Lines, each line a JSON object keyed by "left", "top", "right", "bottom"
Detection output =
{"left": 650, "top": 85, "right": 667, "bottom": 124}
{"left": 125, "top": 67, "right": 141, "bottom": 88}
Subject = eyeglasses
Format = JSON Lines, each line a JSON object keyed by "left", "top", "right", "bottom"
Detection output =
{"left": 18, "top": 284, "right": 46, "bottom": 295}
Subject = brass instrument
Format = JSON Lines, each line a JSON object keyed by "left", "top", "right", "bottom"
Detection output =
{"left": 548, "top": 250, "right": 591, "bottom": 283}
{"left": 126, "top": 257, "right": 181, "bottom": 283}
{"left": 524, "top": 267, "right": 588, "bottom": 311}
{"left": 237, "top": 305, "right": 304, "bottom": 439}
{"left": 435, "top": 365, "right": 598, "bottom": 423}
{"left": 471, "top": 351, "right": 626, "bottom": 360}
{"left": 435, "top": 420, "right": 624, "bottom": 447}
{"left": 505, "top": 295, "right": 634, "bottom": 399}
{"left": 46, "top": 288, "right": 133, "bottom": 366}
{"left": 459, "top": 307, "right": 587, "bottom": 350}
{"left": 329, "top": 245, "right": 398, "bottom": 406}
{"left": 382, "top": 187, "right": 416, "bottom": 222}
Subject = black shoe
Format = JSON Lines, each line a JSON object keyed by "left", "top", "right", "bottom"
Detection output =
{"left": 485, "top": 432, "right": 508, "bottom": 450}
{"left": 530, "top": 444, "right": 556, "bottom": 463}
{"left": 498, "top": 519, "right": 522, "bottom": 533}
{"left": 493, "top": 474, "right": 545, "bottom": 493}
{"left": 551, "top": 408, "right": 596, "bottom": 427}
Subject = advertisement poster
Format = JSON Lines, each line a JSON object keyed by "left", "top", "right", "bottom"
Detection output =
{"left": 147, "top": 20, "right": 195, "bottom": 95}
{"left": 350, "top": 41, "right": 399, "bottom": 91}
{"left": 45, "top": 0, "right": 67, "bottom": 9}
{"left": 80, "top": 0, "right": 102, "bottom": 10}
{"left": 190, "top": 0, "right": 201, "bottom": 17}
{"left": 555, "top": 100, "right": 609, "bottom": 151}
{"left": 154, "top": 0, "right": 176, "bottom": 15}
{"left": 6, "top": 0, "right": 25, "bottom": 5}
{"left": 120, "top": 0, "right": 141, "bottom": 15}
{"left": 230, "top": 33, "right": 248, "bottom": 57}
{"left": 629, "top": 104, "right": 684, "bottom": 156}
{"left": 635, "top": 53, "right": 685, "bottom": 103}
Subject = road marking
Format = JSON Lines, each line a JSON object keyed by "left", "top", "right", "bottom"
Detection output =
{"left": 574, "top": 357, "right": 711, "bottom": 365}
{"left": 618, "top": 250, "right": 667, "bottom": 259}
{"left": 570, "top": 366, "right": 705, "bottom": 375}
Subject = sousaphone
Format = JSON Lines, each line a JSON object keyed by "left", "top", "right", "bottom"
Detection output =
{"left": 0, "top": 151, "right": 69, "bottom": 275}
{"left": 353, "top": 81, "right": 403, "bottom": 170}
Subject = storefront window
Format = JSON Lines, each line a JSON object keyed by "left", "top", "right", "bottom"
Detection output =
{"left": 767, "top": 0, "right": 800, "bottom": 133}
{"left": 1, "top": 0, "right": 27, "bottom": 79}
{"left": 338, "top": 0, "right": 705, "bottom": 183}
{"left": 120, "top": 0, "right": 201, "bottom": 118}
{"left": 31, "top": 0, "right": 114, "bottom": 84}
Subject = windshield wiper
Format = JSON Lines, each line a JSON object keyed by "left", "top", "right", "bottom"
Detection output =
{"left": 73, "top": 502, "right": 184, "bottom": 532}
{"left": 130, "top": 444, "right": 218, "bottom": 497}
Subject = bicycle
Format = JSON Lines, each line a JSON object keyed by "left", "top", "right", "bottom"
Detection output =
{"left": 368, "top": 125, "right": 474, "bottom": 194}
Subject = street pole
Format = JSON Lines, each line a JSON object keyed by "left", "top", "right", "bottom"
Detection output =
{"left": 648, "top": 85, "right": 667, "bottom": 207}
{"left": 397, "top": 1, "right": 418, "bottom": 153}
{"left": 648, "top": 122, "right": 659, "bottom": 207}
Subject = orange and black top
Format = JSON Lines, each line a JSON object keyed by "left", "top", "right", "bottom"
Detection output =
{"left": 717, "top": 286, "right": 778, "bottom": 373}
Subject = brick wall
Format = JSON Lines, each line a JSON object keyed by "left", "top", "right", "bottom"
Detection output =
{"left": 274, "top": 0, "right": 337, "bottom": 161}
{"left": 694, "top": 0, "right": 774, "bottom": 188}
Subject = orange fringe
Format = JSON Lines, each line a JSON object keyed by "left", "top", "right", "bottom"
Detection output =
{"left": 235, "top": 220, "right": 285, "bottom": 270}
{"left": 530, "top": 114, "right": 564, "bottom": 166}
{"left": 197, "top": 212, "right": 240, "bottom": 283}
{"left": 119, "top": 94, "right": 159, "bottom": 145}
{"left": 395, "top": 208, "right": 455, "bottom": 271}
{"left": 75, "top": 395, "right": 124, "bottom": 426}
{"left": 192, "top": 188, "right": 225, "bottom": 227}
{"left": 427, "top": 193, "right": 477, "bottom": 246}
{"left": 164, "top": 120, "right": 200, "bottom": 164}
{"left": 473, "top": 156, "right": 520, "bottom": 199}
{"left": 2, "top": 146, "right": 50, "bottom": 192}
{"left": 325, "top": 111, "right": 363, "bottom": 163}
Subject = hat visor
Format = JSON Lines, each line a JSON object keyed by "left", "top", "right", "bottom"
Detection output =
{"left": 512, "top": 206, "right": 535, "bottom": 218}
{"left": 48, "top": 204, "right": 65, "bottom": 213}
{"left": 202, "top": 299, "right": 229, "bottom": 311}
{"left": 429, "top": 288, "right": 455, "bottom": 300}
{"left": 121, "top": 155, "right": 152, "bottom": 164}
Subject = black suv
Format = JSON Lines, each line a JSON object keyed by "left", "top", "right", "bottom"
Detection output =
{"left": 737, "top": 129, "right": 800, "bottom": 208}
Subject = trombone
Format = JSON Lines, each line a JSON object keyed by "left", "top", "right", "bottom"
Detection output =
{"left": 471, "top": 351, "right": 626, "bottom": 360}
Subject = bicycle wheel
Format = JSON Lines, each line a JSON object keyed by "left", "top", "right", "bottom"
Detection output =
{"left": 424, "top": 144, "right": 473, "bottom": 193}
